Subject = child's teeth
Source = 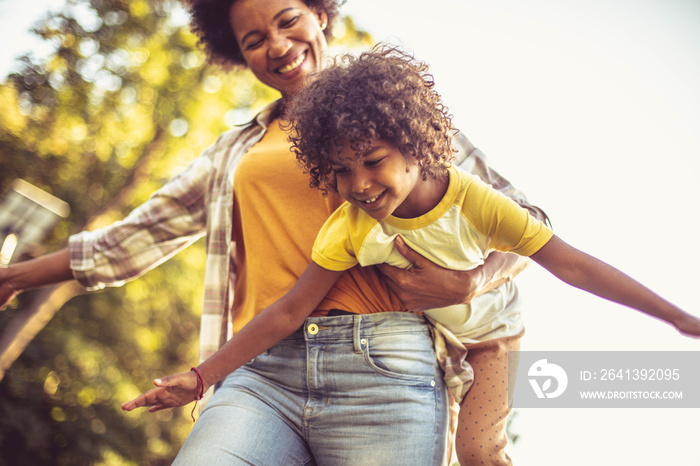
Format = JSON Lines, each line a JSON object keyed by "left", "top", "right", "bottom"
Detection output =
{"left": 365, "top": 196, "right": 378, "bottom": 203}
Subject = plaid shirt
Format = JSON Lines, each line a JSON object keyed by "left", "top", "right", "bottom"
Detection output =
{"left": 69, "top": 100, "right": 548, "bottom": 371}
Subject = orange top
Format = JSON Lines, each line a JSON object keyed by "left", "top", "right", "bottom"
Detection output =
{"left": 230, "top": 121, "right": 404, "bottom": 332}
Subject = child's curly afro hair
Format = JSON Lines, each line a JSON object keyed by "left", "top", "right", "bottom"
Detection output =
{"left": 184, "top": 0, "right": 345, "bottom": 68}
{"left": 285, "top": 45, "right": 455, "bottom": 194}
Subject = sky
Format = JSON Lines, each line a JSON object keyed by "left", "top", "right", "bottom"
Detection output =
{"left": 0, "top": 0, "right": 65, "bottom": 76}
{"left": 1, "top": 1, "right": 699, "bottom": 464}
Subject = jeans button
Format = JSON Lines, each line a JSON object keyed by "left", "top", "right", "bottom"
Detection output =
{"left": 307, "top": 323, "right": 319, "bottom": 335}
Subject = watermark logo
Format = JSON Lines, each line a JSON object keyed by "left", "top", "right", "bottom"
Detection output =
{"left": 528, "top": 358, "right": 568, "bottom": 399}
{"left": 510, "top": 351, "right": 698, "bottom": 408}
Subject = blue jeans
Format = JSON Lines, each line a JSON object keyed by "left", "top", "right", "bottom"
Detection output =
{"left": 173, "top": 312, "right": 449, "bottom": 465}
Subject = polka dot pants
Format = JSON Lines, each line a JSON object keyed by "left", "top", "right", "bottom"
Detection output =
{"left": 453, "top": 331, "right": 523, "bottom": 465}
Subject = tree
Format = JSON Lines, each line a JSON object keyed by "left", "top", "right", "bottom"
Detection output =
{"left": 0, "top": 1, "right": 371, "bottom": 463}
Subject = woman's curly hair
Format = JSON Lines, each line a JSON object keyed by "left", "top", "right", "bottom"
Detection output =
{"left": 286, "top": 45, "right": 455, "bottom": 194}
{"left": 184, "top": 0, "right": 345, "bottom": 68}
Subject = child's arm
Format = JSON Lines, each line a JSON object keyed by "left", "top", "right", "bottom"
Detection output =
{"left": 531, "top": 235, "right": 700, "bottom": 338}
{"left": 121, "top": 262, "right": 343, "bottom": 412}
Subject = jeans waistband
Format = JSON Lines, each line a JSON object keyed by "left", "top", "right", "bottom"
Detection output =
{"left": 285, "top": 312, "right": 428, "bottom": 353}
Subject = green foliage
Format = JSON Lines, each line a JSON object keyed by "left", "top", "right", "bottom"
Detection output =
{"left": 0, "top": 0, "right": 371, "bottom": 463}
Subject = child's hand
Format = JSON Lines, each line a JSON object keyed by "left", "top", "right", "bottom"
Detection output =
{"left": 674, "top": 313, "right": 700, "bottom": 338}
{"left": 121, "top": 371, "right": 199, "bottom": 413}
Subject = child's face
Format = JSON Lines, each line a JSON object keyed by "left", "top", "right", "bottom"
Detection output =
{"left": 330, "top": 140, "right": 432, "bottom": 220}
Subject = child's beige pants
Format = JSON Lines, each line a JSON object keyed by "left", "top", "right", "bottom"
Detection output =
{"left": 449, "top": 330, "right": 524, "bottom": 465}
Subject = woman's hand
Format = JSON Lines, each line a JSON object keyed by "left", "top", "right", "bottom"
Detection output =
{"left": 121, "top": 371, "right": 202, "bottom": 413}
{"left": 0, "top": 267, "right": 20, "bottom": 311}
{"left": 376, "top": 236, "right": 529, "bottom": 312}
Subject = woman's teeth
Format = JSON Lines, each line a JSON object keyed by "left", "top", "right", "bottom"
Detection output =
{"left": 278, "top": 53, "right": 305, "bottom": 74}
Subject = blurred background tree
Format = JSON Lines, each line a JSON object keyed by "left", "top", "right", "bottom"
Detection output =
{"left": 0, "top": 0, "right": 371, "bottom": 464}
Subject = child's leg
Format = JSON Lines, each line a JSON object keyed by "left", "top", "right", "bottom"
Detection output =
{"left": 447, "top": 392, "right": 460, "bottom": 465}
{"left": 455, "top": 331, "right": 523, "bottom": 466}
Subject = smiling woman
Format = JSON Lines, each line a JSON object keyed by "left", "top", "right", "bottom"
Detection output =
{"left": 186, "top": 0, "right": 340, "bottom": 66}
{"left": 228, "top": 0, "right": 329, "bottom": 97}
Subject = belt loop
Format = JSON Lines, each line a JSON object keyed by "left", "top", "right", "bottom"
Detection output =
{"left": 353, "top": 315, "right": 363, "bottom": 354}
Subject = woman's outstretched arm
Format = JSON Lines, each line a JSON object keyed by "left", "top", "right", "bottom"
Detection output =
{"left": 0, "top": 248, "right": 74, "bottom": 310}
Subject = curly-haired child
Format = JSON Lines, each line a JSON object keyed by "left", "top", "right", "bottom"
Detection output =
{"left": 123, "top": 46, "right": 700, "bottom": 465}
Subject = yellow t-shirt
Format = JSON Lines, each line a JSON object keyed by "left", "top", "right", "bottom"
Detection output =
{"left": 230, "top": 121, "right": 403, "bottom": 332}
{"left": 312, "top": 165, "right": 553, "bottom": 273}
{"left": 311, "top": 165, "right": 553, "bottom": 402}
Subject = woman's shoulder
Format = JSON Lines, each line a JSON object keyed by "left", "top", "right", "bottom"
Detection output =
{"left": 207, "top": 99, "right": 282, "bottom": 155}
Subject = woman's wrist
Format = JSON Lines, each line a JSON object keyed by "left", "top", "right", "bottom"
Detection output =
{"left": 460, "top": 252, "right": 524, "bottom": 304}
{"left": 8, "top": 248, "right": 73, "bottom": 292}
{"left": 1, "top": 266, "right": 18, "bottom": 290}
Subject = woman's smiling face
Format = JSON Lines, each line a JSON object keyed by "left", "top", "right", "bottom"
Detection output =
{"left": 229, "top": 0, "right": 328, "bottom": 98}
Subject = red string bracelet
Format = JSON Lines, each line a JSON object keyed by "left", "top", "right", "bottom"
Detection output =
{"left": 189, "top": 367, "right": 205, "bottom": 422}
